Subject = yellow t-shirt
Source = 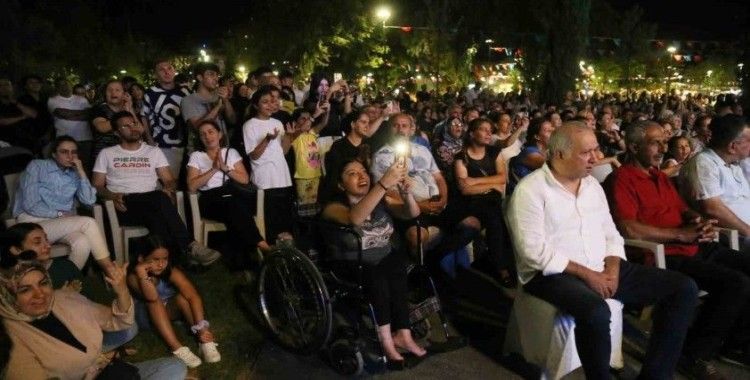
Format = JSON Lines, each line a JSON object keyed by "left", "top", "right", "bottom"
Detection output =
{"left": 292, "top": 131, "right": 322, "bottom": 179}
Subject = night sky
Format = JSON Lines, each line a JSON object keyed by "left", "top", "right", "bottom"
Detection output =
{"left": 609, "top": 0, "right": 748, "bottom": 40}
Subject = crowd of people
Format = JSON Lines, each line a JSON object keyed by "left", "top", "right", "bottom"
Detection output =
{"left": 0, "top": 58, "right": 749, "bottom": 379}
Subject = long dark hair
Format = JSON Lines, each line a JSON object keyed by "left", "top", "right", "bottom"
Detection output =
{"left": 0, "top": 223, "right": 43, "bottom": 268}
{"left": 194, "top": 120, "right": 228, "bottom": 151}
{"left": 132, "top": 234, "right": 173, "bottom": 279}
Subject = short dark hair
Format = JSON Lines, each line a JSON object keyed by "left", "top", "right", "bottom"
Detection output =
{"left": 0, "top": 223, "right": 44, "bottom": 267}
{"left": 194, "top": 62, "right": 221, "bottom": 78}
{"left": 20, "top": 75, "right": 42, "bottom": 88}
{"left": 708, "top": 114, "right": 749, "bottom": 150}
{"left": 111, "top": 111, "right": 135, "bottom": 128}
{"left": 279, "top": 70, "right": 294, "bottom": 80}
{"left": 51, "top": 135, "right": 78, "bottom": 153}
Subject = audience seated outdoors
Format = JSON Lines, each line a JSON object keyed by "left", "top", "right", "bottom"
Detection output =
{"left": 605, "top": 119, "right": 750, "bottom": 378}
{"left": 321, "top": 156, "right": 427, "bottom": 369}
{"left": 680, "top": 114, "right": 750, "bottom": 252}
{"left": 126, "top": 234, "right": 220, "bottom": 368}
{"left": 0, "top": 257, "right": 186, "bottom": 380}
{"left": 3, "top": 63, "right": 750, "bottom": 378}
{"left": 508, "top": 122, "right": 699, "bottom": 380}
{"left": 12, "top": 136, "right": 115, "bottom": 276}
{"left": 91, "top": 111, "right": 220, "bottom": 266}
{"left": 186, "top": 120, "right": 270, "bottom": 269}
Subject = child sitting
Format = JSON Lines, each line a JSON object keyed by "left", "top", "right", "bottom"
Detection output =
{"left": 126, "top": 235, "right": 220, "bottom": 368}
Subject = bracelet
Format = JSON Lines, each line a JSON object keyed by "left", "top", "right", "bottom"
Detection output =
{"left": 191, "top": 319, "right": 210, "bottom": 334}
{"left": 377, "top": 180, "right": 388, "bottom": 191}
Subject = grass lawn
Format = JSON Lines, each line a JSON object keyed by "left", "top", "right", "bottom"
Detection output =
{"left": 85, "top": 262, "right": 266, "bottom": 380}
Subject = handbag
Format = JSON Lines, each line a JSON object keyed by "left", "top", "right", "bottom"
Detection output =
{"left": 96, "top": 357, "right": 140, "bottom": 380}
{"left": 220, "top": 148, "right": 257, "bottom": 199}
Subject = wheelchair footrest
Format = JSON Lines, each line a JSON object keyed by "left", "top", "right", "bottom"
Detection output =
{"left": 427, "top": 336, "right": 467, "bottom": 353}
{"left": 409, "top": 296, "right": 441, "bottom": 324}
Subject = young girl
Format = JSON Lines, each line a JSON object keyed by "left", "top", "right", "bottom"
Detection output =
{"left": 290, "top": 105, "right": 329, "bottom": 215}
{"left": 127, "top": 235, "right": 220, "bottom": 368}
{"left": 242, "top": 85, "right": 295, "bottom": 241}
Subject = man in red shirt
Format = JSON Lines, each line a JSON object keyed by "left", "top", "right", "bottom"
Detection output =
{"left": 606, "top": 120, "right": 750, "bottom": 379}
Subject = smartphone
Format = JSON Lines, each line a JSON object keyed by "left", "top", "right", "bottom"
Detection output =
{"left": 333, "top": 73, "right": 343, "bottom": 82}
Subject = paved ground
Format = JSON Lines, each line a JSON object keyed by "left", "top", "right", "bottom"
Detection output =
{"left": 250, "top": 269, "right": 750, "bottom": 380}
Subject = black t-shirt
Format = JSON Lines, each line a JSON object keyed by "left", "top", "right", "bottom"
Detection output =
{"left": 30, "top": 313, "right": 87, "bottom": 353}
{"left": 454, "top": 144, "right": 503, "bottom": 202}
{"left": 0, "top": 102, "right": 36, "bottom": 150}
{"left": 90, "top": 103, "right": 120, "bottom": 161}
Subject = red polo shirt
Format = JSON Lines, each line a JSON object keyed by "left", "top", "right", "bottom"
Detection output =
{"left": 605, "top": 164, "right": 698, "bottom": 257}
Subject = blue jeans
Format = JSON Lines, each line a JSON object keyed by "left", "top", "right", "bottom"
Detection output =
{"left": 524, "top": 260, "right": 698, "bottom": 380}
{"left": 133, "top": 357, "right": 187, "bottom": 380}
{"left": 101, "top": 324, "right": 139, "bottom": 352}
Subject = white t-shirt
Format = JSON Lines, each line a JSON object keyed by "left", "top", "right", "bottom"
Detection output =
{"left": 187, "top": 148, "right": 243, "bottom": 191}
{"left": 47, "top": 95, "right": 92, "bottom": 141}
{"left": 242, "top": 117, "right": 292, "bottom": 189}
{"left": 93, "top": 144, "right": 169, "bottom": 194}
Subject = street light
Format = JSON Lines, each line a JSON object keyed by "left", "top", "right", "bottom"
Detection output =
{"left": 375, "top": 5, "right": 391, "bottom": 27}
{"left": 667, "top": 46, "right": 677, "bottom": 53}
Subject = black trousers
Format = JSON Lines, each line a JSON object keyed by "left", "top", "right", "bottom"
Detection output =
{"left": 524, "top": 260, "right": 698, "bottom": 380}
{"left": 263, "top": 186, "right": 295, "bottom": 242}
{"left": 666, "top": 242, "right": 750, "bottom": 360}
{"left": 117, "top": 191, "right": 191, "bottom": 254}
{"left": 335, "top": 252, "right": 410, "bottom": 330}
{"left": 199, "top": 189, "right": 264, "bottom": 266}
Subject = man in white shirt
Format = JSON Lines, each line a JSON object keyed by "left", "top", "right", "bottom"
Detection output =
{"left": 508, "top": 122, "right": 698, "bottom": 379}
{"left": 681, "top": 114, "right": 750, "bottom": 252}
{"left": 48, "top": 79, "right": 92, "bottom": 169}
{"left": 92, "top": 111, "right": 219, "bottom": 266}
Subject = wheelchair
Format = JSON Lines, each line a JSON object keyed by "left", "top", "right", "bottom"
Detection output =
{"left": 256, "top": 219, "right": 463, "bottom": 375}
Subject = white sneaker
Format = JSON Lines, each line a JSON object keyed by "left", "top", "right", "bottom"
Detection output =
{"left": 200, "top": 342, "right": 221, "bottom": 363}
{"left": 188, "top": 242, "right": 221, "bottom": 266}
{"left": 173, "top": 346, "right": 202, "bottom": 368}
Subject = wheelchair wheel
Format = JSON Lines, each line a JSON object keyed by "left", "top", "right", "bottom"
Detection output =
{"left": 258, "top": 246, "right": 332, "bottom": 354}
{"left": 328, "top": 339, "right": 364, "bottom": 376}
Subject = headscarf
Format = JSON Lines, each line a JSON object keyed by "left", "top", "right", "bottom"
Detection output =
{"left": 0, "top": 259, "right": 54, "bottom": 322}
{"left": 436, "top": 117, "right": 464, "bottom": 170}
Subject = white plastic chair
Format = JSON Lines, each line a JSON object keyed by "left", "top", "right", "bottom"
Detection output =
{"left": 503, "top": 288, "right": 624, "bottom": 380}
{"left": 189, "top": 192, "right": 227, "bottom": 246}
{"left": 4, "top": 173, "right": 108, "bottom": 261}
{"left": 189, "top": 189, "right": 267, "bottom": 246}
{"left": 104, "top": 191, "right": 184, "bottom": 264}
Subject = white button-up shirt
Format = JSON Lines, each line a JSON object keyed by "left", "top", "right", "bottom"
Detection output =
{"left": 508, "top": 164, "right": 626, "bottom": 284}
{"left": 681, "top": 148, "right": 750, "bottom": 224}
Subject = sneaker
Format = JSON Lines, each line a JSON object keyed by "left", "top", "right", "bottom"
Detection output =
{"left": 718, "top": 347, "right": 750, "bottom": 369}
{"left": 680, "top": 357, "right": 726, "bottom": 380}
{"left": 188, "top": 242, "right": 221, "bottom": 266}
{"left": 200, "top": 342, "right": 221, "bottom": 363}
{"left": 173, "top": 346, "right": 202, "bottom": 368}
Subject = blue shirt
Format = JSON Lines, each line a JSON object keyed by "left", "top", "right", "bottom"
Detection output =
{"left": 12, "top": 159, "right": 97, "bottom": 218}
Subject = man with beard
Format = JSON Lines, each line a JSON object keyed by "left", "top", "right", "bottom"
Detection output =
{"left": 606, "top": 120, "right": 750, "bottom": 378}
{"left": 92, "top": 111, "right": 220, "bottom": 266}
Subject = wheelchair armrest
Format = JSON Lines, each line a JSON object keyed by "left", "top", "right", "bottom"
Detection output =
{"left": 624, "top": 239, "right": 666, "bottom": 269}
{"left": 717, "top": 227, "right": 740, "bottom": 251}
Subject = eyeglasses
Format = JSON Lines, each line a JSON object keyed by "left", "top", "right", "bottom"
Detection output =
{"left": 119, "top": 122, "right": 142, "bottom": 129}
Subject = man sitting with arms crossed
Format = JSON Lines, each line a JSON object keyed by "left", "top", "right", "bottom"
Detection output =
{"left": 606, "top": 120, "right": 750, "bottom": 379}
{"left": 92, "top": 111, "right": 219, "bottom": 266}
{"left": 508, "top": 122, "right": 698, "bottom": 380}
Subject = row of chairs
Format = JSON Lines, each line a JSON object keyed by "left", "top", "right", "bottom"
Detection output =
{"left": 2, "top": 172, "right": 267, "bottom": 265}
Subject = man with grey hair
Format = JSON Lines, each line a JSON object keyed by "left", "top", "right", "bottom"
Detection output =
{"left": 607, "top": 119, "right": 750, "bottom": 377}
{"left": 509, "top": 122, "right": 698, "bottom": 379}
{"left": 681, "top": 114, "right": 750, "bottom": 252}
